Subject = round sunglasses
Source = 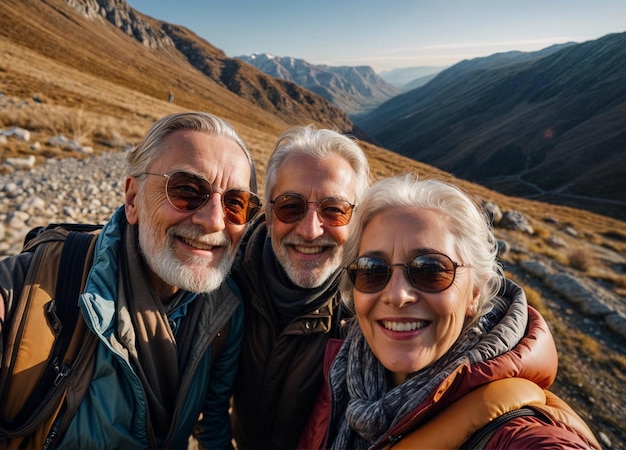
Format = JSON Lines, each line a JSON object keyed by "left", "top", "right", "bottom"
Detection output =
{"left": 269, "top": 193, "right": 355, "bottom": 227}
{"left": 345, "top": 252, "right": 470, "bottom": 293}
{"left": 144, "top": 171, "right": 261, "bottom": 225}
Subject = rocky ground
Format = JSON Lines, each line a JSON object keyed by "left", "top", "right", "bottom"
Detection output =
{"left": 0, "top": 151, "right": 127, "bottom": 254}
{"left": 1, "top": 151, "right": 625, "bottom": 448}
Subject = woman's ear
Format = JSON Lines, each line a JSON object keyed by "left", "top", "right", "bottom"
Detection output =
{"left": 125, "top": 176, "right": 139, "bottom": 224}
{"left": 467, "top": 287, "right": 481, "bottom": 317}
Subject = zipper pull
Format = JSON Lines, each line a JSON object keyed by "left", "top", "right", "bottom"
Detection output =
{"left": 53, "top": 359, "right": 71, "bottom": 386}
{"left": 43, "top": 430, "right": 57, "bottom": 450}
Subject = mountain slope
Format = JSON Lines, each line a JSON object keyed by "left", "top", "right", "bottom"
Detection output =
{"left": 355, "top": 36, "right": 626, "bottom": 221}
{"left": 237, "top": 53, "right": 401, "bottom": 114}
{"left": 0, "top": 0, "right": 364, "bottom": 140}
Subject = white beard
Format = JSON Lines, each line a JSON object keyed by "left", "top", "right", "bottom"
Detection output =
{"left": 271, "top": 236, "right": 341, "bottom": 288}
{"left": 140, "top": 228, "right": 234, "bottom": 293}
{"left": 137, "top": 203, "right": 234, "bottom": 294}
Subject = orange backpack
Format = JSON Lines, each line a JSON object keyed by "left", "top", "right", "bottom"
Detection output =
{"left": 0, "top": 225, "right": 100, "bottom": 449}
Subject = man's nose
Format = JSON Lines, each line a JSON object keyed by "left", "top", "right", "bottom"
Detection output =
{"left": 191, "top": 193, "right": 227, "bottom": 232}
{"left": 294, "top": 204, "right": 324, "bottom": 240}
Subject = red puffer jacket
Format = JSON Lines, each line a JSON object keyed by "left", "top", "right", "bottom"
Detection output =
{"left": 299, "top": 301, "right": 600, "bottom": 449}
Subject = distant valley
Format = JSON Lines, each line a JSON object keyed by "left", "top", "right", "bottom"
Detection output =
{"left": 241, "top": 38, "right": 626, "bottom": 222}
{"left": 378, "top": 65, "right": 447, "bottom": 90}
{"left": 236, "top": 53, "right": 401, "bottom": 114}
{"left": 355, "top": 36, "right": 626, "bottom": 221}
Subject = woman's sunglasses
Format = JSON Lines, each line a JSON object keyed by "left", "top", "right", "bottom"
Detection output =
{"left": 269, "top": 193, "right": 355, "bottom": 226}
{"left": 345, "top": 252, "right": 469, "bottom": 293}
{"left": 144, "top": 171, "right": 261, "bottom": 225}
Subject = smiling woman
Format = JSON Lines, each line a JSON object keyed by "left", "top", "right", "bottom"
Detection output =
{"left": 298, "top": 173, "right": 600, "bottom": 450}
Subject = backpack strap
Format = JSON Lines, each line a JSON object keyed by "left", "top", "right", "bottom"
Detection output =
{"left": 386, "top": 378, "right": 546, "bottom": 449}
{"left": 460, "top": 406, "right": 546, "bottom": 449}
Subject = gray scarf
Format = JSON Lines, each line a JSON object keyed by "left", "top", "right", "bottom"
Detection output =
{"left": 328, "top": 294, "right": 524, "bottom": 449}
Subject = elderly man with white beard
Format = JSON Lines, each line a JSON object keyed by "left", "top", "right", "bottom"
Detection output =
{"left": 0, "top": 111, "right": 261, "bottom": 449}
{"left": 231, "top": 125, "right": 371, "bottom": 450}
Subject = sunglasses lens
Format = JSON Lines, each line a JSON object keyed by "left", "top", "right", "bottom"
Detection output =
{"left": 347, "top": 253, "right": 458, "bottom": 293}
{"left": 319, "top": 199, "right": 353, "bottom": 226}
{"left": 166, "top": 172, "right": 210, "bottom": 210}
{"left": 407, "top": 254, "right": 456, "bottom": 293}
{"left": 223, "top": 190, "right": 261, "bottom": 225}
{"left": 272, "top": 195, "right": 353, "bottom": 226}
{"left": 347, "top": 257, "right": 390, "bottom": 293}
{"left": 272, "top": 194, "right": 307, "bottom": 223}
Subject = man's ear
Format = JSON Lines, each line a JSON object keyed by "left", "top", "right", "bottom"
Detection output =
{"left": 125, "top": 176, "right": 139, "bottom": 224}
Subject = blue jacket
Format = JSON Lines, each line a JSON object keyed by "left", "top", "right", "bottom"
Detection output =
{"left": 55, "top": 208, "right": 244, "bottom": 449}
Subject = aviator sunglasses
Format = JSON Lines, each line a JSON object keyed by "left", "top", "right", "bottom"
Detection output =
{"left": 144, "top": 171, "right": 261, "bottom": 225}
{"left": 345, "top": 252, "right": 470, "bottom": 293}
{"left": 269, "top": 193, "right": 355, "bottom": 226}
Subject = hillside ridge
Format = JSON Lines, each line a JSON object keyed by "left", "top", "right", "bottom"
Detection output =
{"left": 355, "top": 34, "right": 626, "bottom": 221}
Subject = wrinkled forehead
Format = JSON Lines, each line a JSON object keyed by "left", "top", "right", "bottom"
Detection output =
{"left": 152, "top": 130, "right": 252, "bottom": 189}
{"left": 271, "top": 152, "right": 356, "bottom": 200}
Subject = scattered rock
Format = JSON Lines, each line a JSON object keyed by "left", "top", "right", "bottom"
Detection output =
{"left": 0, "top": 152, "right": 127, "bottom": 258}
{"left": 500, "top": 210, "right": 534, "bottom": 234}
{"left": 544, "top": 273, "right": 615, "bottom": 317}
{"left": 1, "top": 126, "right": 31, "bottom": 141}
{"left": 4, "top": 155, "right": 36, "bottom": 170}
{"left": 484, "top": 201, "right": 503, "bottom": 225}
{"left": 496, "top": 239, "right": 510, "bottom": 258}
{"left": 547, "top": 235, "right": 566, "bottom": 247}
{"left": 605, "top": 312, "right": 626, "bottom": 339}
{"left": 598, "top": 431, "right": 612, "bottom": 448}
{"left": 519, "top": 259, "right": 552, "bottom": 278}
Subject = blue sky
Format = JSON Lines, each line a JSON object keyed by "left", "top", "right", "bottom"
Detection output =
{"left": 126, "top": 0, "right": 626, "bottom": 72}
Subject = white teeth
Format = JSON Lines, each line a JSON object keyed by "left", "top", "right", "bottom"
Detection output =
{"left": 182, "top": 237, "right": 216, "bottom": 250}
{"left": 295, "top": 246, "right": 324, "bottom": 254}
{"left": 382, "top": 321, "right": 427, "bottom": 332}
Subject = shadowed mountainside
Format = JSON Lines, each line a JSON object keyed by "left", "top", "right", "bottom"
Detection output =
{"left": 355, "top": 36, "right": 626, "bottom": 221}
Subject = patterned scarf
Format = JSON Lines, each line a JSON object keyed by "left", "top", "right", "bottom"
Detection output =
{"left": 328, "top": 296, "right": 521, "bottom": 449}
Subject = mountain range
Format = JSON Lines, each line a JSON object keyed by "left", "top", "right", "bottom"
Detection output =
{"left": 237, "top": 39, "right": 625, "bottom": 222}
{"left": 236, "top": 53, "right": 401, "bottom": 114}
{"left": 354, "top": 37, "right": 626, "bottom": 221}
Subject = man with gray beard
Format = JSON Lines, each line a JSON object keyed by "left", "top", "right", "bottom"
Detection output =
{"left": 231, "top": 125, "right": 371, "bottom": 450}
{"left": 0, "top": 112, "right": 261, "bottom": 449}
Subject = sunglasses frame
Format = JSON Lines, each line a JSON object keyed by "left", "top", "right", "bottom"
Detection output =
{"left": 143, "top": 171, "right": 261, "bottom": 225}
{"left": 345, "top": 252, "right": 469, "bottom": 294}
{"left": 269, "top": 193, "right": 355, "bottom": 226}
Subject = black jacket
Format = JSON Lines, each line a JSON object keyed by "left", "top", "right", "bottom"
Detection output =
{"left": 231, "top": 218, "right": 345, "bottom": 450}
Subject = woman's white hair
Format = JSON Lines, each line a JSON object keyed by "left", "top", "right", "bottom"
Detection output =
{"left": 340, "top": 173, "right": 503, "bottom": 323}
